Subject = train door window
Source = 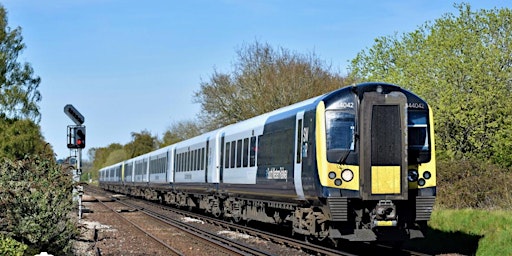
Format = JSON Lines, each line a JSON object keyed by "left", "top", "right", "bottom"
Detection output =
{"left": 250, "top": 136, "right": 258, "bottom": 167}
{"left": 236, "top": 139, "right": 242, "bottom": 168}
{"left": 196, "top": 149, "right": 200, "bottom": 170}
{"left": 296, "top": 119, "right": 303, "bottom": 164}
{"left": 225, "top": 142, "right": 231, "bottom": 169}
{"left": 231, "top": 140, "right": 236, "bottom": 168}
{"left": 243, "top": 138, "right": 249, "bottom": 167}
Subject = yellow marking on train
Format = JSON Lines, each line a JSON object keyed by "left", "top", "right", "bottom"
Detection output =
{"left": 376, "top": 221, "right": 395, "bottom": 227}
{"left": 418, "top": 107, "right": 437, "bottom": 188}
{"left": 316, "top": 101, "right": 329, "bottom": 187}
{"left": 371, "top": 166, "right": 401, "bottom": 194}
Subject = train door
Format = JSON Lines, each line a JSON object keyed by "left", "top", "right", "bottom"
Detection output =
{"left": 205, "top": 140, "right": 209, "bottom": 182}
{"left": 294, "top": 111, "right": 305, "bottom": 200}
{"left": 168, "top": 148, "right": 175, "bottom": 184}
{"left": 220, "top": 134, "right": 225, "bottom": 183}
{"left": 359, "top": 91, "right": 408, "bottom": 200}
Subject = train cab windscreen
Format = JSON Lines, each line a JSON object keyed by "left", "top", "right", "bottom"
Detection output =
{"left": 408, "top": 111, "right": 431, "bottom": 163}
{"left": 325, "top": 110, "right": 356, "bottom": 163}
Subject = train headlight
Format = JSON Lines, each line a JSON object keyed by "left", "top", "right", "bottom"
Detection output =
{"left": 341, "top": 169, "right": 354, "bottom": 182}
{"left": 418, "top": 178, "right": 426, "bottom": 186}
{"left": 423, "top": 171, "right": 431, "bottom": 179}
{"left": 408, "top": 170, "right": 419, "bottom": 182}
{"left": 334, "top": 179, "right": 342, "bottom": 186}
{"left": 329, "top": 171, "right": 336, "bottom": 179}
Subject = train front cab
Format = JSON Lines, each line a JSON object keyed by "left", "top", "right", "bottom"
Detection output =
{"left": 317, "top": 83, "right": 436, "bottom": 241}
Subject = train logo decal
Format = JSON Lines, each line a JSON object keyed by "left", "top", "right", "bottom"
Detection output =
{"left": 266, "top": 167, "right": 288, "bottom": 180}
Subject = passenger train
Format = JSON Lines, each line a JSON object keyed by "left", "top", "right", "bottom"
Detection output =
{"left": 99, "top": 82, "right": 436, "bottom": 243}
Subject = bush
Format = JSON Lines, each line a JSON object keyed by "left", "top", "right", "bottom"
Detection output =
{"left": 0, "top": 156, "right": 77, "bottom": 254}
{"left": 437, "top": 159, "right": 512, "bottom": 209}
{"left": 0, "top": 234, "right": 27, "bottom": 256}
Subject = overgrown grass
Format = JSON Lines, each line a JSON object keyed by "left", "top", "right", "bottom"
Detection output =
{"left": 406, "top": 209, "right": 512, "bottom": 255}
{"left": 436, "top": 159, "right": 512, "bottom": 209}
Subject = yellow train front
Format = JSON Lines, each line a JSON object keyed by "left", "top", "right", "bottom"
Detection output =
{"left": 300, "top": 82, "right": 436, "bottom": 241}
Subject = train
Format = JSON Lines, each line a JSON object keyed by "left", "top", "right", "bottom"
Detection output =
{"left": 99, "top": 82, "right": 436, "bottom": 243}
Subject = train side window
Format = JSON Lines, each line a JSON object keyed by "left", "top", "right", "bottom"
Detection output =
{"left": 196, "top": 149, "right": 200, "bottom": 170}
{"left": 231, "top": 140, "right": 236, "bottom": 168}
{"left": 182, "top": 153, "right": 185, "bottom": 172}
{"left": 175, "top": 154, "right": 179, "bottom": 172}
{"left": 186, "top": 151, "right": 190, "bottom": 171}
{"left": 237, "top": 139, "right": 242, "bottom": 168}
{"left": 243, "top": 138, "right": 249, "bottom": 167}
{"left": 178, "top": 153, "right": 181, "bottom": 172}
{"left": 225, "top": 142, "right": 231, "bottom": 169}
{"left": 201, "top": 148, "right": 205, "bottom": 170}
{"left": 180, "top": 153, "right": 183, "bottom": 172}
{"left": 194, "top": 149, "right": 198, "bottom": 171}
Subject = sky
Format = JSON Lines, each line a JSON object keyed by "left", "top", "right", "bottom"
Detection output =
{"left": 2, "top": 0, "right": 511, "bottom": 161}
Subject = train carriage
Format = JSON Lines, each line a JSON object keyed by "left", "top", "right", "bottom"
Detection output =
{"left": 99, "top": 82, "right": 436, "bottom": 243}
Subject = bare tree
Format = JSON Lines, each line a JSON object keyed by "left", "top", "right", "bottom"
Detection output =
{"left": 194, "top": 41, "right": 352, "bottom": 130}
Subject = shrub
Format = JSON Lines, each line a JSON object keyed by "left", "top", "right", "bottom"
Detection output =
{"left": 0, "top": 156, "right": 77, "bottom": 254}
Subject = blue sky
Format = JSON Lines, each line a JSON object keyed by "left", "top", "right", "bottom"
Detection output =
{"left": 2, "top": 1, "right": 511, "bottom": 160}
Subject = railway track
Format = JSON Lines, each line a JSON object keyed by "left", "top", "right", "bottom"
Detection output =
{"left": 125, "top": 197, "right": 356, "bottom": 256}
{"left": 86, "top": 185, "right": 277, "bottom": 255}
{"left": 92, "top": 198, "right": 184, "bottom": 256}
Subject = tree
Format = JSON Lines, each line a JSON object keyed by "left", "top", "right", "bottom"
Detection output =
{"left": 0, "top": 5, "right": 41, "bottom": 123}
{"left": 194, "top": 41, "right": 353, "bottom": 130}
{"left": 349, "top": 3, "right": 512, "bottom": 166}
{"left": 161, "top": 120, "right": 202, "bottom": 147}
{"left": 124, "top": 130, "right": 158, "bottom": 158}
{"left": 0, "top": 117, "right": 52, "bottom": 160}
{"left": 89, "top": 143, "right": 123, "bottom": 171}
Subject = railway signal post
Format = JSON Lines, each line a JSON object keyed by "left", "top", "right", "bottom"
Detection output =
{"left": 64, "top": 104, "right": 86, "bottom": 219}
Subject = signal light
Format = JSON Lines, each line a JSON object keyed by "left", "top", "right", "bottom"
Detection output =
{"left": 74, "top": 126, "right": 86, "bottom": 148}
{"left": 68, "top": 126, "right": 86, "bottom": 149}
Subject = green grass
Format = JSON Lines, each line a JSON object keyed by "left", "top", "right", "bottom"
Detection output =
{"left": 405, "top": 209, "right": 512, "bottom": 255}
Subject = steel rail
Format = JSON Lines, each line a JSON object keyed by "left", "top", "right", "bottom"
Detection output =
{"left": 115, "top": 199, "right": 273, "bottom": 256}
{"left": 94, "top": 197, "right": 184, "bottom": 256}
